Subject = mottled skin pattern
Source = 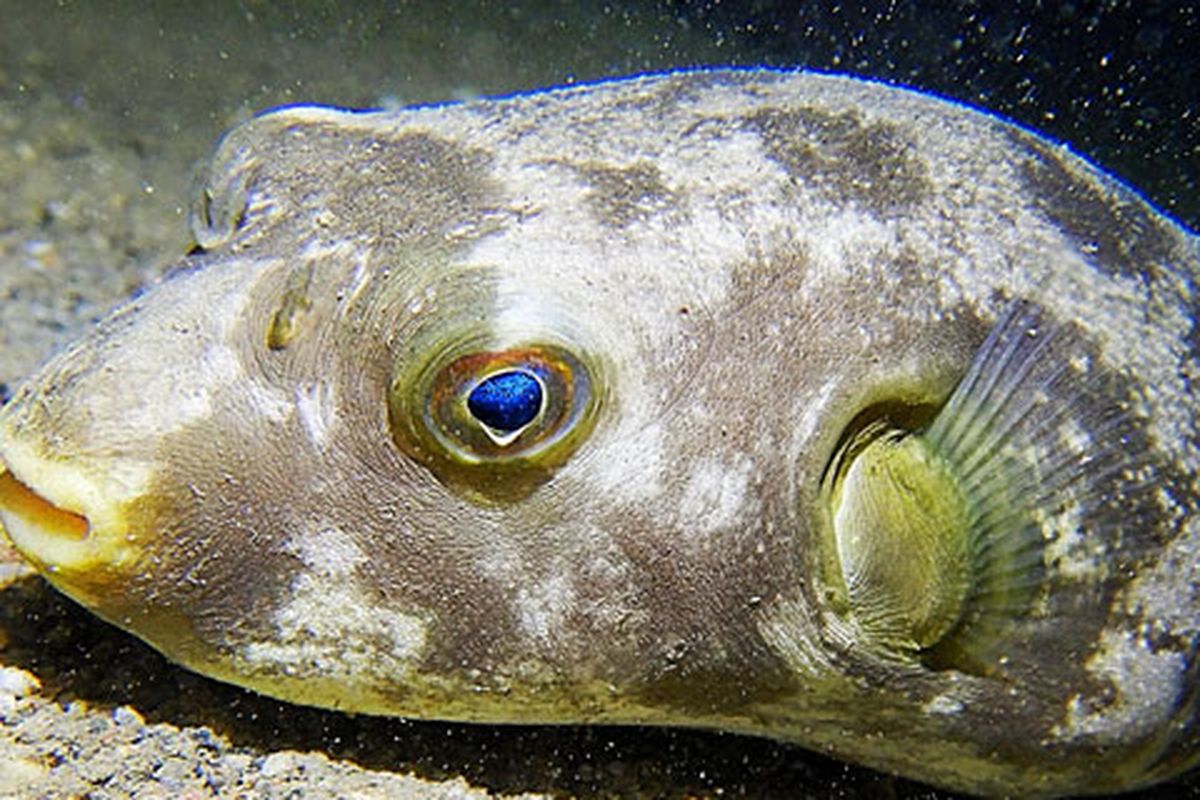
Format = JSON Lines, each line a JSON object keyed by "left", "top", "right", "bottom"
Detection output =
{"left": 0, "top": 69, "right": 1197, "bottom": 796}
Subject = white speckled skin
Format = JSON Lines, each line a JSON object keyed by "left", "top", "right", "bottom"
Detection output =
{"left": 0, "top": 70, "right": 1197, "bottom": 796}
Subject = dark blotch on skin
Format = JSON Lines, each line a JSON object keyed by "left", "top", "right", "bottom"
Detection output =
{"left": 1009, "top": 130, "right": 1176, "bottom": 283}
{"left": 743, "top": 107, "right": 930, "bottom": 216}
{"left": 125, "top": 467, "right": 301, "bottom": 652}
{"left": 330, "top": 130, "right": 497, "bottom": 247}
{"left": 553, "top": 160, "right": 678, "bottom": 228}
{"left": 206, "top": 120, "right": 501, "bottom": 254}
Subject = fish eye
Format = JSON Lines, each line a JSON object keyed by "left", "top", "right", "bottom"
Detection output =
{"left": 466, "top": 369, "right": 545, "bottom": 442}
{"left": 388, "top": 344, "right": 600, "bottom": 501}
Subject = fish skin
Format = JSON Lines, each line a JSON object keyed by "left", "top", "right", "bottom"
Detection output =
{"left": 0, "top": 68, "right": 1197, "bottom": 795}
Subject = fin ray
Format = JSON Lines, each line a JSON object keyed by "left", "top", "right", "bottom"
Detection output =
{"left": 920, "top": 299, "right": 1156, "bottom": 672}
{"left": 824, "top": 298, "right": 1160, "bottom": 671}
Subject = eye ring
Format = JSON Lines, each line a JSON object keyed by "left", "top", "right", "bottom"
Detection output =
{"left": 389, "top": 342, "right": 601, "bottom": 500}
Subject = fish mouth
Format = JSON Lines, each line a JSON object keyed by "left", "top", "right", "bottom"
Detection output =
{"left": 0, "top": 440, "right": 141, "bottom": 583}
{"left": 0, "top": 469, "right": 91, "bottom": 551}
{"left": 0, "top": 464, "right": 101, "bottom": 578}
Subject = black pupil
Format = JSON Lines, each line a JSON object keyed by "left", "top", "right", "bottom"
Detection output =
{"left": 467, "top": 370, "right": 543, "bottom": 432}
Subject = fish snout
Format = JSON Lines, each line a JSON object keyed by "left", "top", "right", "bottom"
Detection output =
{"left": 0, "top": 437, "right": 145, "bottom": 604}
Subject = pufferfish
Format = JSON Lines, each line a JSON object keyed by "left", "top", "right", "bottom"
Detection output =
{"left": 0, "top": 68, "right": 1197, "bottom": 797}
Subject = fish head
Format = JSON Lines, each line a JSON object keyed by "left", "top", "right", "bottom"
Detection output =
{"left": 1, "top": 71, "right": 1198, "bottom": 795}
{"left": 0, "top": 96, "right": 868, "bottom": 717}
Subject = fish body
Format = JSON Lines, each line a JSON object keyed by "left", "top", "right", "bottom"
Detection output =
{"left": 0, "top": 69, "right": 1197, "bottom": 796}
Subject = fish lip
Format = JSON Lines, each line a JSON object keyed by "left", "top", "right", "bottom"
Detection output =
{"left": 0, "top": 468, "right": 90, "bottom": 541}
{"left": 0, "top": 465, "right": 94, "bottom": 575}
{"left": 0, "top": 438, "right": 136, "bottom": 577}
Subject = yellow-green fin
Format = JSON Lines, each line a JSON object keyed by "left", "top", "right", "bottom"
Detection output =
{"left": 827, "top": 300, "right": 1153, "bottom": 673}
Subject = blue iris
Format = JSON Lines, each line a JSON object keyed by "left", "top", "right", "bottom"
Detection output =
{"left": 467, "top": 370, "right": 543, "bottom": 432}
